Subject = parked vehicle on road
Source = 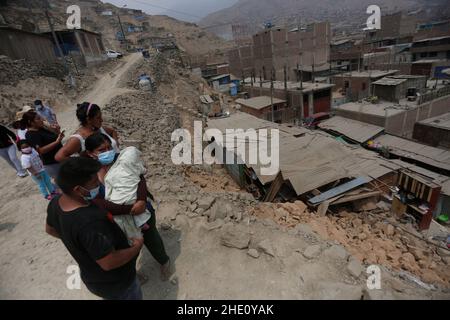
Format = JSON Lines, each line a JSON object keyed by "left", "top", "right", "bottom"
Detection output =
{"left": 106, "top": 50, "right": 123, "bottom": 59}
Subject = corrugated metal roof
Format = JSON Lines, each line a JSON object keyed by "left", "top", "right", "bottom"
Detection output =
{"left": 318, "top": 116, "right": 384, "bottom": 143}
{"left": 207, "top": 112, "right": 398, "bottom": 196}
{"left": 209, "top": 74, "right": 230, "bottom": 81}
{"left": 235, "top": 96, "right": 286, "bottom": 110}
{"left": 388, "top": 159, "right": 450, "bottom": 195}
{"left": 374, "top": 134, "right": 450, "bottom": 171}
{"left": 372, "top": 77, "right": 407, "bottom": 86}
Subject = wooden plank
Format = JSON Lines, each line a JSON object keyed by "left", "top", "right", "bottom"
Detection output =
{"left": 330, "top": 191, "right": 381, "bottom": 205}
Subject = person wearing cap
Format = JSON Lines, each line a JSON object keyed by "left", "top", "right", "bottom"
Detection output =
{"left": 34, "top": 100, "right": 59, "bottom": 128}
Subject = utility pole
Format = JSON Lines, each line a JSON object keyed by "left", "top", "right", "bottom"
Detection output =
{"left": 26, "top": 1, "right": 40, "bottom": 32}
{"left": 312, "top": 53, "right": 315, "bottom": 83}
{"left": 299, "top": 52, "right": 303, "bottom": 89}
{"left": 42, "top": 0, "right": 73, "bottom": 86}
{"left": 117, "top": 5, "right": 127, "bottom": 45}
{"left": 270, "top": 68, "right": 275, "bottom": 123}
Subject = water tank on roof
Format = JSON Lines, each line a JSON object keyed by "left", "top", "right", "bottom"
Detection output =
{"left": 407, "top": 87, "right": 417, "bottom": 101}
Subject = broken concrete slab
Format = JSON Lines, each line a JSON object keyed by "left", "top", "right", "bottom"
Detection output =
{"left": 303, "top": 245, "right": 322, "bottom": 260}
{"left": 347, "top": 258, "right": 364, "bottom": 278}
{"left": 310, "top": 282, "right": 364, "bottom": 300}
{"left": 363, "top": 289, "right": 396, "bottom": 300}
{"left": 197, "top": 196, "right": 215, "bottom": 210}
{"left": 220, "top": 225, "right": 251, "bottom": 250}
{"left": 247, "top": 248, "right": 260, "bottom": 259}
{"left": 323, "top": 244, "right": 349, "bottom": 261}
{"left": 207, "top": 219, "right": 224, "bottom": 231}
{"left": 295, "top": 224, "right": 314, "bottom": 235}
{"left": 209, "top": 200, "right": 236, "bottom": 222}
{"left": 257, "top": 239, "right": 275, "bottom": 257}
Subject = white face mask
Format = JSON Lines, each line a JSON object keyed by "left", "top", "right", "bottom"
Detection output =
{"left": 22, "top": 147, "right": 32, "bottom": 154}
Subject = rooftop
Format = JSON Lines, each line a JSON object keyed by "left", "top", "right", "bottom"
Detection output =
{"left": 332, "top": 70, "right": 398, "bottom": 79}
{"left": 373, "top": 134, "right": 450, "bottom": 172}
{"left": 243, "top": 77, "right": 334, "bottom": 93}
{"left": 335, "top": 99, "right": 418, "bottom": 118}
{"left": 318, "top": 116, "right": 384, "bottom": 143}
{"left": 206, "top": 112, "right": 399, "bottom": 195}
{"left": 418, "top": 112, "right": 450, "bottom": 130}
{"left": 236, "top": 96, "right": 286, "bottom": 110}
{"left": 372, "top": 78, "right": 407, "bottom": 86}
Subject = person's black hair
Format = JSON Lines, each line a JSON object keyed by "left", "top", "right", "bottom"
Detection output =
{"left": 17, "top": 139, "right": 29, "bottom": 150}
{"left": 20, "top": 111, "right": 38, "bottom": 129}
{"left": 76, "top": 102, "right": 101, "bottom": 126}
{"left": 34, "top": 100, "right": 42, "bottom": 106}
{"left": 57, "top": 157, "right": 102, "bottom": 195}
{"left": 12, "top": 120, "right": 26, "bottom": 130}
{"left": 85, "top": 132, "right": 112, "bottom": 152}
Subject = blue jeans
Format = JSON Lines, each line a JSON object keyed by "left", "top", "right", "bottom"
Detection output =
{"left": 31, "top": 171, "right": 55, "bottom": 198}
{"left": 108, "top": 277, "right": 143, "bottom": 300}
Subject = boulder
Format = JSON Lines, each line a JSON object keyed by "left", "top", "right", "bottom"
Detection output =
{"left": 323, "top": 244, "right": 349, "bottom": 261}
{"left": 220, "top": 225, "right": 251, "bottom": 249}
{"left": 303, "top": 245, "right": 322, "bottom": 259}
{"left": 257, "top": 239, "right": 275, "bottom": 257}
{"left": 247, "top": 249, "right": 260, "bottom": 259}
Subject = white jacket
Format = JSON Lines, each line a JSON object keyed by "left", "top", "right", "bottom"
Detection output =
{"left": 105, "top": 147, "right": 151, "bottom": 239}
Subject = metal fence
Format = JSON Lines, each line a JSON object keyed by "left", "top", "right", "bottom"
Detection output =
{"left": 419, "top": 86, "right": 450, "bottom": 105}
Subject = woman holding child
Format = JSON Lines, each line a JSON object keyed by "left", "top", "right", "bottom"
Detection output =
{"left": 84, "top": 132, "right": 171, "bottom": 281}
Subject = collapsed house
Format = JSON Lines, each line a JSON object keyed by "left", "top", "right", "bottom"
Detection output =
{"left": 205, "top": 112, "right": 450, "bottom": 230}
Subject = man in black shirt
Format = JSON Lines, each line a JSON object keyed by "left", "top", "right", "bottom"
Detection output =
{"left": 46, "top": 157, "right": 144, "bottom": 300}
{"left": 0, "top": 124, "right": 27, "bottom": 177}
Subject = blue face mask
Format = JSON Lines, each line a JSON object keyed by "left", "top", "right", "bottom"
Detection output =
{"left": 81, "top": 186, "right": 100, "bottom": 201}
{"left": 97, "top": 150, "right": 116, "bottom": 165}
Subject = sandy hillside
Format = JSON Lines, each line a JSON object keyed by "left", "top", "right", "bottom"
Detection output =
{"left": 1, "top": 52, "right": 449, "bottom": 300}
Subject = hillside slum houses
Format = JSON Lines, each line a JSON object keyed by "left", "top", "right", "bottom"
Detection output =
{"left": 0, "top": 24, "right": 107, "bottom": 67}
{"left": 205, "top": 112, "right": 450, "bottom": 231}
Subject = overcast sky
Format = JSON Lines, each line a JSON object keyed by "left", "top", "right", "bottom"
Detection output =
{"left": 101, "top": 0, "right": 238, "bottom": 22}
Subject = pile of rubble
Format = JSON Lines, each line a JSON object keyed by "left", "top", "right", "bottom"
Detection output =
{"left": 0, "top": 55, "right": 66, "bottom": 86}
{"left": 250, "top": 201, "right": 450, "bottom": 287}
{"left": 118, "top": 53, "right": 176, "bottom": 90}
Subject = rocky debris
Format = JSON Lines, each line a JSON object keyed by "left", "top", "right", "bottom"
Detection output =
{"left": 247, "top": 249, "right": 260, "bottom": 259}
{"left": 323, "top": 244, "right": 349, "bottom": 261}
{"left": 120, "top": 53, "right": 175, "bottom": 90}
{"left": 220, "top": 225, "right": 251, "bottom": 250}
{"left": 0, "top": 55, "right": 66, "bottom": 87}
{"left": 347, "top": 257, "right": 364, "bottom": 278}
{"left": 383, "top": 224, "right": 395, "bottom": 236}
{"left": 376, "top": 201, "right": 391, "bottom": 211}
{"left": 208, "top": 199, "right": 241, "bottom": 222}
{"left": 206, "top": 219, "right": 224, "bottom": 231}
{"left": 257, "top": 239, "right": 275, "bottom": 257}
{"left": 303, "top": 245, "right": 322, "bottom": 260}
{"left": 160, "top": 222, "right": 172, "bottom": 231}
{"left": 309, "top": 282, "right": 363, "bottom": 300}
{"left": 363, "top": 289, "right": 396, "bottom": 300}
{"left": 197, "top": 196, "right": 215, "bottom": 210}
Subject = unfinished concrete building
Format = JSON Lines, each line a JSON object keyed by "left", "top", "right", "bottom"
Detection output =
{"left": 331, "top": 70, "right": 398, "bottom": 102}
{"left": 242, "top": 77, "right": 333, "bottom": 122}
{"left": 334, "top": 91, "right": 450, "bottom": 138}
{"left": 413, "top": 113, "right": 450, "bottom": 149}
{"left": 228, "top": 22, "right": 331, "bottom": 83}
{"left": 411, "top": 20, "right": 450, "bottom": 62}
{"left": 43, "top": 29, "right": 106, "bottom": 66}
